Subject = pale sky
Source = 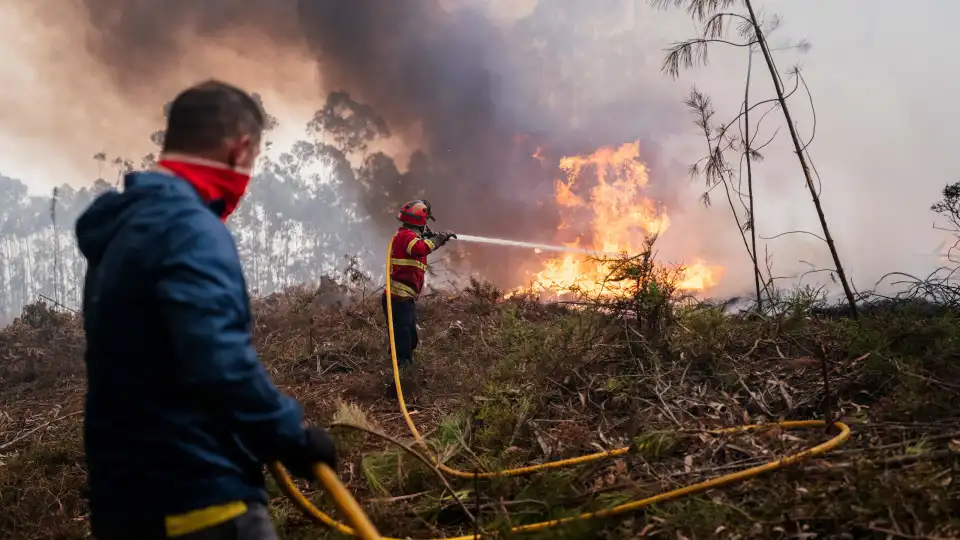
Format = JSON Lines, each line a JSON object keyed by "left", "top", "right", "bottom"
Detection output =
{"left": 1, "top": 0, "right": 958, "bottom": 296}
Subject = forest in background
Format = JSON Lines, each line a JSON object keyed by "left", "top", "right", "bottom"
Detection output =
{"left": 0, "top": 90, "right": 453, "bottom": 322}
{"left": 1, "top": 1, "right": 701, "bottom": 325}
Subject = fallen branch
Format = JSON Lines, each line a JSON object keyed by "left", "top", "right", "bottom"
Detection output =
{"left": 0, "top": 410, "right": 82, "bottom": 451}
{"left": 37, "top": 294, "right": 78, "bottom": 314}
{"left": 329, "top": 421, "right": 478, "bottom": 526}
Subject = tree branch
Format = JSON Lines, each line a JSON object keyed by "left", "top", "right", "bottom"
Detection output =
{"left": 329, "top": 422, "right": 478, "bottom": 525}
{"left": 760, "top": 229, "right": 828, "bottom": 243}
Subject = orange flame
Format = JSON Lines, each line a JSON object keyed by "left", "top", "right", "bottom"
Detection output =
{"left": 521, "top": 141, "right": 723, "bottom": 296}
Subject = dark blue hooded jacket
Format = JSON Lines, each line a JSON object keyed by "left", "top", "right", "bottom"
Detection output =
{"left": 76, "top": 171, "right": 306, "bottom": 527}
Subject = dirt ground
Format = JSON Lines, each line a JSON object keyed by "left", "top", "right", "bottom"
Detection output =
{"left": 1, "top": 283, "right": 959, "bottom": 539}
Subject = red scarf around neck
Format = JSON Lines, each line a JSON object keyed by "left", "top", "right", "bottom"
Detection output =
{"left": 158, "top": 159, "right": 251, "bottom": 222}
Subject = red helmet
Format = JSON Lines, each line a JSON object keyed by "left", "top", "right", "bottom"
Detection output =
{"left": 397, "top": 199, "right": 434, "bottom": 227}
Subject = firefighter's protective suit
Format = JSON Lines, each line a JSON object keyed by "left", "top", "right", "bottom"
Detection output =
{"left": 383, "top": 200, "right": 455, "bottom": 368}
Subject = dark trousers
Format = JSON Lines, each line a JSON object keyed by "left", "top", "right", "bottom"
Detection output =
{"left": 91, "top": 503, "right": 278, "bottom": 540}
{"left": 381, "top": 292, "right": 418, "bottom": 366}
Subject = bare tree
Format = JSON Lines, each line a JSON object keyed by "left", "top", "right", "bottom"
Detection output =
{"left": 686, "top": 41, "right": 805, "bottom": 311}
{"left": 652, "top": 0, "right": 858, "bottom": 318}
{"left": 686, "top": 89, "right": 770, "bottom": 309}
{"left": 741, "top": 48, "right": 762, "bottom": 310}
{"left": 50, "top": 187, "right": 61, "bottom": 307}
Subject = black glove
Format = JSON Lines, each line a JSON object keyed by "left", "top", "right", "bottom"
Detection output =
{"left": 434, "top": 231, "right": 457, "bottom": 247}
{"left": 284, "top": 426, "right": 338, "bottom": 480}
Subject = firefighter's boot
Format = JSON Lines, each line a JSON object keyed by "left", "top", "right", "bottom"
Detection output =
{"left": 398, "top": 361, "right": 419, "bottom": 396}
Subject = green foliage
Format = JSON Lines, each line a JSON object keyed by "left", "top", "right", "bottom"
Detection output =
{"left": 361, "top": 450, "right": 404, "bottom": 497}
{"left": 590, "top": 235, "right": 684, "bottom": 340}
{"left": 646, "top": 496, "right": 738, "bottom": 537}
{"left": 464, "top": 277, "right": 503, "bottom": 315}
{"left": 474, "top": 389, "right": 535, "bottom": 454}
{"left": 932, "top": 180, "right": 960, "bottom": 262}
{"left": 766, "top": 284, "right": 828, "bottom": 316}
{"left": 931, "top": 181, "right": 960, "bottom": 225}
{"left": 632, "top": 430, "right": 682, "bottom": 461}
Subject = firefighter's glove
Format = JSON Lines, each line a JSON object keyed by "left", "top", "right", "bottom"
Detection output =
{"left": 285, "top": 426, "right": 338, "bottom": 480}
{"left": 434, "top": 231, "right": 457, "bottom": 247}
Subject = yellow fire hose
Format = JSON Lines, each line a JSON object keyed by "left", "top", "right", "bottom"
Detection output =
{"left": 269, "top": 237, "right": 851, "bottom": 539}
{"left": 268, "top": 462, "right": 381, "bottom": 540}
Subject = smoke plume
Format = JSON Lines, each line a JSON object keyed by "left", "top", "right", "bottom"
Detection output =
{"left": 66, "top": 0, "right": 704, "bottom": 286}
{"left": 6, "top": 0, "right": 958, "bottom": 303}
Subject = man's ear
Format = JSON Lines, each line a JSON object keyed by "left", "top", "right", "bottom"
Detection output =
{"left": 228, "top": 134, "right": 260, "bottom": 171}
{"left": 224, "top": 136, "right": 242, "bottom": 169}
{"left": 225, "top": 147, "right": 238, "bottom": 169}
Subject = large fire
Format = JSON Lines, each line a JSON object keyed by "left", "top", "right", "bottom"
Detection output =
{"left": 521, "top": 141, "right": 723, "bottom": 297}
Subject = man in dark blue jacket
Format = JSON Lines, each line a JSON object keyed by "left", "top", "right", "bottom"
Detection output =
{"left": 76, "top": 80, "right": 336, "bottom": 540}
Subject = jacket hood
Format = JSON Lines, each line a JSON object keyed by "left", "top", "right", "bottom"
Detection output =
{"left": 75, "top": 172, "right": 191, "bottom": 264}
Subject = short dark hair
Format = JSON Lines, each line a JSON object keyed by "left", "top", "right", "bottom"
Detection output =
{"left": 162, "top": 80, "right": 266, "bottom": 154}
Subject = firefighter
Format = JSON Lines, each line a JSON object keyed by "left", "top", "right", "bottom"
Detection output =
{"left": 384, "top": 199, "right": 456, "bottom": 386}
{"left": 75, "top": 80, "right": 336, "bottom": 540}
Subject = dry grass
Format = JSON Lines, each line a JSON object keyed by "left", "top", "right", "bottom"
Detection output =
{"left": 2, "top": 281, "right": 960, "bottom": 539}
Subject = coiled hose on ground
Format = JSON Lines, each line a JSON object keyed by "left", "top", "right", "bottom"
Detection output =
{"left": 268, "top": 238, "right": 851, "bottom": 539}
